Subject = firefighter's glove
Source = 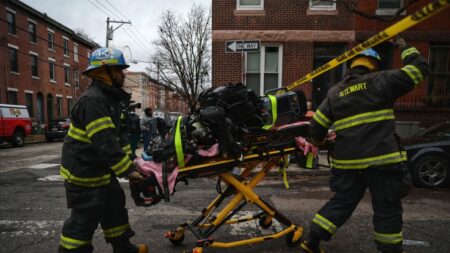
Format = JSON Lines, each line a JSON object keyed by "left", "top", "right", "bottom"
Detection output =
{"left": 391, "top": 35, "right": 407, "bottom": 50}
{"left": 128, "top": 170, "right": 145, "bottom": 184}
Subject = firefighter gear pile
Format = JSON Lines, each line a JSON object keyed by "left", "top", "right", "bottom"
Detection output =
{"left": 306, "top": 42, "right": 429, "bottom": 253}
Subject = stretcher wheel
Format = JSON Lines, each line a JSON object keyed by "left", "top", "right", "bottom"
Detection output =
{"left": 285, "top": 230, "right": 302, "bottom": 247}
{"left": 168, "top": 234, "right": 185, "bottom": 246}
{"left": 258, "top": 214, "right": 272, "bottom": 229}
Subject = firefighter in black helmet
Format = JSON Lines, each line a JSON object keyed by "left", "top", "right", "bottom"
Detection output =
{"left": 301, "top": 37, "right": 429, "bottom": 253}
{"left": 58, "top": 47, "right": 148, "bottom": 253}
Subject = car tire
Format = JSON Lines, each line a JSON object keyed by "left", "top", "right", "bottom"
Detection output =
{"left": 412, "top": 154, "right": 449, "bottom": 188}
{"left": 11, "top": 130, "right": 25, "bottom": 147}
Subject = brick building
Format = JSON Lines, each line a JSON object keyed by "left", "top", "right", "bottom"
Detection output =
{"left": 123, "top": 71, "right": 188, "bottom": 118}
{"left": 0, "top": 0, "right": 99, "bottom": 124}
{"left": 212, "top": 0, "right": 450, "bottom": 125}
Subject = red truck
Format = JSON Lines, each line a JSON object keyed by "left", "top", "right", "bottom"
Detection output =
{"left": 0, "top": 104, "right": 33, "bottom": 147}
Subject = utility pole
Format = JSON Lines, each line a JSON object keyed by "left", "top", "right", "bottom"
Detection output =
{"left": 105, "top": 17, "right": 131, "bottom": 47}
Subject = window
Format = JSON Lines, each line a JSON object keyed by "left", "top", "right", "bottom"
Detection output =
{"left": 67, "top": 98, "right": 73, "bottom": 116}
{"left": 48, "top": 31, "right": 54, "bottom": 50}
{"left": 377, "top": 0, "right": 403, "bottom": 15}
{"left": 309, "top": 0, "right": 336, "bottom": 10}
{"left": 63, "top": 38, "right": 69, "bottom": 56}
{"left": 7, "top": 90, "right": 18, "bottom": 105}
{"left": 9, "top": 46, "right": 18, "bottom": 73}
{"left": 87, "top": 50, "right": 91, "bottom": 59}
{"left": 74, "top": 71, "right": 80, "bottom": 88}
{"left": 26, "top": 93, "right": 34, "bottom": 117}
{"left": 427, "top": 45, "right": 450, "bottom": 107}
{"left": 56, "top": 97, "right": 63, "bottom": 117}
{"left": 49, "top": 61, "right": 56, "bottom": 82}
{"left": 74, "top": 44, "right": 79, "bottom": 62}
{"left": 31, "top": 54, "right": 39, "bottom": 77}
{"left": 64, "top": 66, "right": 70, "bottom": 84}
{"left": 245, "top": 45, "right": 281, "bottom": 96}
{"left": 7, "top": 10, "right": 16, "bottom": 34}
{"left": 28, "top": 21, "right": 37, "bottom": 42}
{"left": 237, "top": 0, "right": 263, "bottom": 10}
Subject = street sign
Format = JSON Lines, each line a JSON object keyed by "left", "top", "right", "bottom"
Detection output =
{"left": 225, "top": 40, "right": 260, "bottom": 53}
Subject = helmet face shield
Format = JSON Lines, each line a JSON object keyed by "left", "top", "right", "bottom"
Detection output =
{"left": 83, "top": 47, "right": 129, "bottom": 76}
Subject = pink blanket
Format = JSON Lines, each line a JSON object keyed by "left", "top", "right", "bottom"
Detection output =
{"left": 134, "top": 144, "right": 219, "bottom": 194}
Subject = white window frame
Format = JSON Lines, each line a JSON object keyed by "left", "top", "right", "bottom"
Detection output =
{"left": 236, "top": 0, "right": 264, "bottom": 11}
{"left": 63, "top": 36, "right": 70, "bottom": 57}
{"left": 49, "top": 57, "right": 56, "bottom": 83}
{"left": 245, "top": 44, "right": 283, "bottom": 96}
{"left": 74, "top": 43, "right": 79, "bottom": 62}
{"left": 56, "top": 95, "right": 63, "bottom": 117}
{"left": 74, "top": 71, "right": 80, "bottom": 88}
{"left": 64, "top": 63, "right": 71, "bottom": 86}
{"left": 309, "top": 0, "right": 336, "bottom": 10}
{"left": 47, "top": 29, "right": 55, "bottom": 51}
{"left": 376, "top": 0, "right": 404, "bottom": 16}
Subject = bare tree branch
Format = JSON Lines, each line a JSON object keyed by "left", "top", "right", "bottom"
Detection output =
{"left": 148, "top": 4, "right": 211, "bottom": 112}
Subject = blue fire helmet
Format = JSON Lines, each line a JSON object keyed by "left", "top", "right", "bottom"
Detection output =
{"left": 357, "top": 48, "right": 381, "bottom": 62}
{"left": 83, "top": 47, "right": 129, "bottom": 75}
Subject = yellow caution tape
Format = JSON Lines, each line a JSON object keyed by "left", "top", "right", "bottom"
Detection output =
{"left": 287, "top": 0, "right": 450, "bottom": 91}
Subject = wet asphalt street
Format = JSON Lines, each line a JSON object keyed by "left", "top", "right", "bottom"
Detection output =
{"left": 0, "top": 142, "right": 449, "bottom": 253}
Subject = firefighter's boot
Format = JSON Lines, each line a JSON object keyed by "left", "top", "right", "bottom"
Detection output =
{"left": 300, "top": 235, "right": 325, "bottom": 253}
{"left": 111, "top": 239, "right": 148, "bottom": 253}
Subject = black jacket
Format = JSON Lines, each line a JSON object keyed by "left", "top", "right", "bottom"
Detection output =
{"left": 310, "top": 45, "right": 429, "bottom": 169}
{"left": 60, "top": 80, "right": 134, "bottom": 191}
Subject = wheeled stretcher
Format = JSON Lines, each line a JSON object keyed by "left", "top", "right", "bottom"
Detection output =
{"left": 134, "top": 121, "right": 314, "bottom": 252}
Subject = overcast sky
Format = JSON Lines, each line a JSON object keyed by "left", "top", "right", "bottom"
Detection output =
{"left": 21, "top": 0, "right": 211, "bottom": 72}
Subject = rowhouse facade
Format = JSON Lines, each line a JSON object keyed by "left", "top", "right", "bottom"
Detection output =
{"left": 0, "top": 0, "right": 99, "bottom": 124}
{"left": 212, "top": 0, "right": 450, "bottom": 126}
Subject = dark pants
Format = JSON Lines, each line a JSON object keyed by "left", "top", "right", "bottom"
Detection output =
{"left": 142, "top": 131, "right": 153, "bottom": 152}
{"left": 59, "top": 181, "right": 134, "bottom": 253}
{"left": 309, "top": 163, "right": 412, "bottom": 253}
{"left": 128, "top": 133, "right": 140, "bottom": 155}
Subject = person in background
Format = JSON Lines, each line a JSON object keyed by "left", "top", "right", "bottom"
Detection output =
{"left": 140, "top": 107, "right": 155, "bottom": 152}
{"left": 58, "top": 47, "right": 148, "bottom": 253}
{"left": 301, "top": 36, "right": 429, "bottom": 253}
{"left": 127, "top": 110, "right": 141, "bottom": 156}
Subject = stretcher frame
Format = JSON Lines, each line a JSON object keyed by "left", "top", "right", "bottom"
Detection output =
{"left": 164, "top": 146, "right": 304, "bottom": 253}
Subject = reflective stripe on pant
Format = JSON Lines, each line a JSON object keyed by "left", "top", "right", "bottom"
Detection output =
{"left": 59, "top": 182, "right": 133, "bottom": 252}
{"left": 310, "top": 163, "right": 411, "bottom": 253}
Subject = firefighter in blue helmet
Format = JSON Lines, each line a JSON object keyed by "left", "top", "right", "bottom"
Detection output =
{"left": 301, "top": 37, "right": 429, "bottom": 253}
{"left": 58, "top": 48, "right": 148, "bottom": 253}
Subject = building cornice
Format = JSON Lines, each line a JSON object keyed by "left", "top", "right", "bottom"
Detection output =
{"left": 212, "top": 30, "right": 355, "bottom": 42}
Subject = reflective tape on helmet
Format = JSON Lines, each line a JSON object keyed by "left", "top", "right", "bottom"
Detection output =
{"left": 175, "top": 116, "right": 185, "bottom": 169}
{"left": 262, "top": 95, "right": 277, "bottom": 130}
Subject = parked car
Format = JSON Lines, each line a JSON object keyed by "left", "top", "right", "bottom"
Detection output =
{"left": 45, "top": 118, "right": 70, "bottom": 142}
{"left": 401, "top": 121, "right": 450, "bottom": 188}
{"left": 0, "top": 104, "right": 32, "bottom": 147}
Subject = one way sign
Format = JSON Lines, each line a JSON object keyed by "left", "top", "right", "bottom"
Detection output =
{"left": 225, "top": 40, "right": 261, "bottom": 53}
